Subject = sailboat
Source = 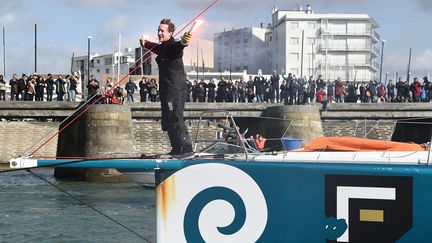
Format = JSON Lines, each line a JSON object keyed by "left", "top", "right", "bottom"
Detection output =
{"left": 9, "top": 110, "right": 432, "bottom": 242}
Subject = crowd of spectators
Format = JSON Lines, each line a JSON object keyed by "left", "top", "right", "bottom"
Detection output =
{"left": 0, "top": 72, "right": 80, "bottom": 102}
{"left": 0, "top": 71, "right": 429, "bottom": 107}
{"left": 182, "top": 73, "right": 431, "bottom": 107}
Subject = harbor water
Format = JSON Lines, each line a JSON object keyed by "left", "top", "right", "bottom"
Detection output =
{"left": 0, "top": 168, "right": 156, "bottom": 242}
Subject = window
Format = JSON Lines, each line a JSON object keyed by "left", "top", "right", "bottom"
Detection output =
{"left": 307, "top": 37, "right": 315, "bottom": 44}
{"left": 290, "top": 22, "right": 299, "bottom": 29}
{"left": 236, "top": 39, "right": 241, "bottom": 44}
{"left": 243, "top": 66, "right": 248, "bottom": 70}
{"left": 289, "top": 37, "right": 299, "bottom": 45}
{"left": 289, "top": 53, "right": 299, "bottom": 60}
{"left": 120, "top": 56, "right": 128, "bottom": 64}
{"left": 308, "top": 22, "right": 316, "bottom": 29}
{"left": 105, "top": 69, "right": 110, "bottom": 74}
{"left": 105, "top": 58, "right": 112, "bottom": 65}
{"left": 96, "top": 69, "right": 100, "bottom": 73}
{"left": 243, "top": 38, "right": 249, "bottom": 43}
{"left": 235, "top": 66, "right": 241, "bottom": 71}
{"left": 96, "top": 59, "right": 100, "bottom": 64}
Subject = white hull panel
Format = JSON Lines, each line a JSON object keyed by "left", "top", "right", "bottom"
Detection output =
{"left": 121, "top": 171, "right": 155, "bottom": 188}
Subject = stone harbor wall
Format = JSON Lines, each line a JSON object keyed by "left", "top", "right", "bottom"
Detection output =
{"left": 0, "top": 118, "right": 400, "bottom": 163}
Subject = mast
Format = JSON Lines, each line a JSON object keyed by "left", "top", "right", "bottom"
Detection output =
{"left": 34, "top": 24, "right": 37, "bottom": 73}
{"left": 2, "top": 26, "right": 5, "bottom": 77}
{"left": 196, "top": 39, "right": 199, "bottom": 81}
{"left": 300, "top": 30, "right": 304, "bottom": 78}
{"left": 407, "top": 48, "right": 412, "bottom": 82}
{"left": 201, "top": 48, "right": 204, "bottom": 76}
{"left": 70, "top": 52, "right": 74, "bottom": 74}
{"left": 140, "top": 46, "right": 144, "bottom": 75}
{"left": 117, "top": 33, "right": 121, "bottom": 83}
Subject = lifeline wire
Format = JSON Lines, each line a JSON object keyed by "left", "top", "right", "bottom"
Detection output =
{"left": 25, "top": 169, "right": 152, "bottom": 243}
{"left": 27, "top": 0, "right": 220, "bottom": 157}
{"left": 28, "top": 113, "right": 427, "bottom": 158}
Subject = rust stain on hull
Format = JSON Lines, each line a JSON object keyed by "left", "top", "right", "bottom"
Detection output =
{"left": 157, "top": 174, "right": 177, "bottom": 231}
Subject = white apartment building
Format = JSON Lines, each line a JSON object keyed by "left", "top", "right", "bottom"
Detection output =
{"left": 72, "top": 48, "right": 136, "bottom": 84}
{"left": 214, "top": 27, "right": 269, "bottom": 75}
{"left": 270, "top": 5, "right": 380, "bottom": 81}
{"left": 183, "top": 38, "right": 214, "bottom": 74}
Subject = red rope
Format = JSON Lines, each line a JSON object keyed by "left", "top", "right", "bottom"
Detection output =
{"left": 29, "top": 0, "right": 220, "bottom": 156}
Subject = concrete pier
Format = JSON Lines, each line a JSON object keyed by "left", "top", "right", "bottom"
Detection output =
{"left": 260, "top": 105, "right": 324, "bottom": 150}
{"left": 1, "top": 102, "right": 431, "bottom": 164}
{"left": 54, "top": 105, "right": 139, "bottom": 182}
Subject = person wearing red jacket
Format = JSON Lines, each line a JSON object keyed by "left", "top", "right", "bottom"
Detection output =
{"left": 334, "top": 77, "right": 345, "bottom": 103}
{"left": 410, "top": 77, "right": 421, "bottom": 102}
{"left": 378, "top": 83, "right": 387, "bottom": 102}
{"left": 316, "top": 87, "right": 328, "bottom": 111}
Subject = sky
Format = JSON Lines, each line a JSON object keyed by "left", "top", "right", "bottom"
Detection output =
{"left": 0, "top": 0, "right": 431, "bottom": 80}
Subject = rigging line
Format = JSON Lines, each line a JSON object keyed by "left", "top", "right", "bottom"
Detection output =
{"left": 111, "top": 0, "right": 217, "bottom": 77}
{"left": 22, "top": 99, "right": 103, "bottom": 156}
{"left": 389, "top": 120, "right": 398, "bottom": 140}
{"left": 365, "top": 120, "right": 380, "bottom": 138}
{"left": 102, "top": 0, "right": 218, "bottom": 82}
{"left": 25, "top": 169, "right": 151, "bottom": 243}
{"left": 24, "top": 47, "right": 154, "bottom": 157}
{"left": 353, "top": 121, "right": 359, "bottom": 137}
{"left": 28, "top": 0, "right": 220, "bottom": 157}
{"left": 25, "top": 40, "right": 160, "bottom": 157}
{"left": 29, "top": 47, "right": 163, "bottom": 156}
{"left": 30, "top": 42, "right": 162, "bottom": 156}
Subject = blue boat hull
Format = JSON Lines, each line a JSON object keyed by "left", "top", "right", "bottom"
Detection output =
{"left": 11, "top": 157, "right": 432, "bottom": 242}
{"left": 155, "top": 161, "right": 432, "bottom": 243}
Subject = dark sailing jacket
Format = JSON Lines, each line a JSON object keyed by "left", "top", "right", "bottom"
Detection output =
{"left": 144, "top": 37, "right": 187, "bottom": 97}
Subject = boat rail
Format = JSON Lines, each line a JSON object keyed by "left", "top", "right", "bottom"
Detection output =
{"left": 193, "top": 110, "right": 253, "bottom": 161}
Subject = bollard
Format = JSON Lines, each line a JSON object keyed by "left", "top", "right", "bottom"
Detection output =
{"left": 54, "top": 104, "right": 139, "bottom": 182}
{"left": 260, "top": 105, "right": 323, "bottom": 151}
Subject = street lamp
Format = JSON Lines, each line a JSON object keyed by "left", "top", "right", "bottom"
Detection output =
{"left": 196, "top": 39, "right": 199, "bottom": 81}
{"left": 87, "top": 36, "right": 92, "bottom": 85}
{"left": 385, "top": 72, "right": 389, "bottom": 86}
{"left": 379, "top": 39, "right": 386, "bottom": 83}
{"left": 229, "top": 45, "right": 232, "bottom": 81}
{"left": 323, "top": 30, "right": 333, "bottom": 81}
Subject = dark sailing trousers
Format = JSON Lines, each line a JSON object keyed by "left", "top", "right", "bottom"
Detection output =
{"left": 160, "top": 93, "right": 193, "bottom": 154}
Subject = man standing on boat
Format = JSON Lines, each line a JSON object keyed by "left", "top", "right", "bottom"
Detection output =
{"left": 139, "top": 18, "right": 193, "bottom": 156}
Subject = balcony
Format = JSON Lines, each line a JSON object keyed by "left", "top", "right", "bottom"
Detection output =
{"left": 372, "top": 31, "right": 380, "bottom": 42}
{"left": 316, "top": 61, "right": 380, "bottom": 71}
{"left": 319, "top": 44, "right": 380, "bottom": 56}
{"left": 320, "top": 28, "right": 381, "bottom": 42}
{"left": 321, "top": 28, "right": 373, "bottom": 36}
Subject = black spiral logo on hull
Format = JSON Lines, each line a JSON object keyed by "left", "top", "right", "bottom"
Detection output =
{"left": 184, "top": 187, "right": 246, "bottom": 242}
